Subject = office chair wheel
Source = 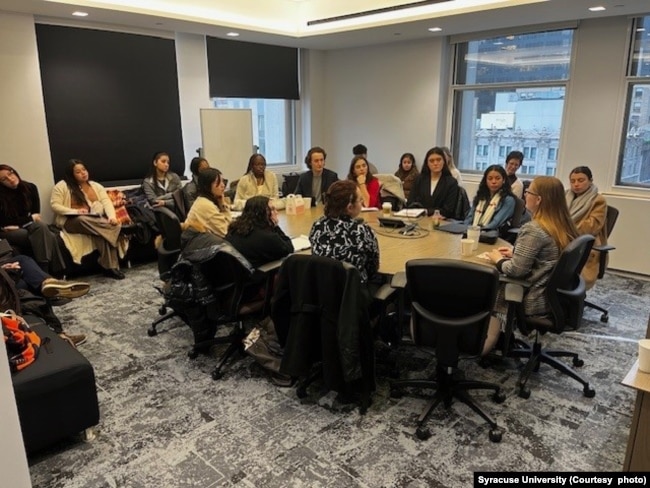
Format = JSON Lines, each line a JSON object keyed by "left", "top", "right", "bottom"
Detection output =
{"left": 211, "top": 370, "right": 224, "bottom": 380}
{"left": 147, "top": 327, "right": 157, "bottom": 337}
{"left": 188, "top": 349, "right": 199, "bottom": 360}
{"left": 572, "top": 357, "right": 584, "bottom": 367}
{"left": 600, "top": 313, "right": 609, "bottom": 323}
{"left": 389, "top": 387, "right": 404, "bottom": 399}
{"left": 518, "top": 387, "right": 531, "bottom": 399}
{"left": 492, "top": 391, "right": 506, "bottom": 404}
{"left": 415, "top": 427, "right": 431, "bottom": 441}
{"left": 583, "top": 386, "right": 596, "bottom": 398}
{"left": 489, "top": 429, "right": 503, "bottom": 443}
{"left": 296, "top": 385, "right": 308, "bottom": 399}
{"left": 158, "top": 305, "right": 167, "bottom": 316}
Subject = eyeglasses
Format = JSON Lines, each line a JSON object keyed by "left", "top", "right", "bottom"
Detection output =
{"left": 524, "top": 189, "right": 539, "bottom": 197}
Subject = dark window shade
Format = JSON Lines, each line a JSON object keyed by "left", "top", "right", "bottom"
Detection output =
{"left": 36, "top": 24, "right": 185, "bottom": 185}
{"left": 206, "top": 37, "right": 299, "bottom": 100}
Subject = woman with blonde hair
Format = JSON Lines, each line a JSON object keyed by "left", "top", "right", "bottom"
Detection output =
{"left": 441, "top": 146, "right": 464, "bottom": 187}
{"left": 484, "top": 176, "right": 578, "bottom": 353}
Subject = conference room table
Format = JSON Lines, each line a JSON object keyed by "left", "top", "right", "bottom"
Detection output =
{"left": 276, "top": 205, "right": 508, "bottom": 277}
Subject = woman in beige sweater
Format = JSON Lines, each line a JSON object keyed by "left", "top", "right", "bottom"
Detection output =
{"left": 183, "top": 168, "right": 232, "bottom": 241}
{"left": 51, "top": 159, "right": 126, "bottom": 279}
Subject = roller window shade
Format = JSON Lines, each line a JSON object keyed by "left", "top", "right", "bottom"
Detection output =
{"left": 207, "top": 36, "right": 299, "bottom": 100}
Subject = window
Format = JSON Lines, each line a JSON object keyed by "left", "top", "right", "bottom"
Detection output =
{"left": 451, "top": 29, "right": 573, "bottom": 177}
{"left": 548, "top": 147, "right": 557, "bottom": 161}
{"left": 476, "top": 144, "right": 489, "bottom": 157}
{"left": 212, "top": 97, "right": 295, "bottom": 166}
{"left": 618, "top": 16, "right": 650, "bottom": 188}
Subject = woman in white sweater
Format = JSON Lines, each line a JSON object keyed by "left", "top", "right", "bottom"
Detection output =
{"left": 234, "top": 153, "right": 278, "bottom": 210}
{"left": 51, "top": 159, "right": 126, "bottom": 279}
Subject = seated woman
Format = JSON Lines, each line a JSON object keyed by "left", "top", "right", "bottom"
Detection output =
{"left": 565, "top": 166, "right": 607, "bottom": 289}
{"left": 394, "top": 153, "right": 418, "bottom": 200}
{"left": 309, "top": 180, "right": 380, "bottom": 286}
{"left": 2, "top": 254, "right": 89, "bottom": 345}
{"left": 348, "top": 156, "right": 380, "bottom": 209}
{"left": 0, "top": 164, "right": 66, "bottom": 274}
{"left": 485, "top": 176, "right": 578, "bottom": 353}
{"left": 234, "top": 154, "right": 279, "bottom": 210}
{"left": 225, "top": 196, "right": 292, "bottom": 268}
{"left": 406, "top": 147, "right": 459, "bottom": 217}
{"left": 182, "top": 157, "right": 210, "bottom": 210}
{"left": 51, "top": 160, "right": 127, "bottom": 279}
{"left": 464, "top": 165, "right": 516, "bottom": 231}
{"left": 142, "top": 151, "right": 183, "bottom": 210}
{"left": 182, "top": 168, "right": 232, "bottom": 252}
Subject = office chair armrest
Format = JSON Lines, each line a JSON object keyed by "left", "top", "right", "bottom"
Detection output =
{"left": 499, "top": 275, "right": 530, "bottom": 287}
{"left": 390, "top": 271, "right": 407, "bottom": 289}
{"left": 508, "top": 227, "right": 521, "bottom": 236}
{"left": 374, "top": 283, "right": 396, "bottom": 301}
{"left": 592, "top": 244, "right": 615, "bottom": 253}
{"left": 258, "top": 259, "right": 283, "bottom": 274}
{"left": 412, "top": 302, "right": 490, "bottom": 328}
{"left": 504, "top": 283, "right": 525, "bottom": 304}
{"left": 592, "top": 244, "right": 615, "bottom": 279}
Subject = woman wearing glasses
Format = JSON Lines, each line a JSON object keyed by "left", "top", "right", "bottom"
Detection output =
{"left": 0, "top": 164, "right": 66, "bottom": 274}
{"left": 225, "top": 195, "right": 292, "bottom": 268}
{"left": 485, "top": 176, "right": 578, "bottom": 353}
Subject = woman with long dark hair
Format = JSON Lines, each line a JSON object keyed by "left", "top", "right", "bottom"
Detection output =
{"left": 142, "top": 151, "right": 183, "bottom": 209}
{"left": 0, "top": 164, "right": 66, "bottom": 273}
{"left": 182, "top": 157, "right": 210, "bottom": 210}
{"left": 394, "top": 153, "right": 418, "bottom": 199}
{"left": 183, "top": 168, "right": 231, "bottom": 240}
{"left": 406, "top": 147, "right": 459, "bottom": 217}
{"left": 226, "top": 195, "right": 292, "bottom": 268}
{"left": 51, "top": 160, "right": 126, "bottom": 279}
{"left": 464, "top": 165, "right": 516, "bottom": 230}
{"left": 348, "top": 155, "right": 380, "bottom": 208}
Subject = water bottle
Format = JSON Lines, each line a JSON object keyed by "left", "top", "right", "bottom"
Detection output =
{"left": 432, "top": 209, "right": 441, "bottom": 228}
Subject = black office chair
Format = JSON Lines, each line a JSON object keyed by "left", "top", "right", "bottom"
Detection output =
{"left": 505, "top": 234, "right": 596, "bottom": 399}
{"left": 172, "top": 187, "right": 188, "bottom": 221}
{"left": 271, "top": 254, "right": 377, "bottom": 414}
{"left": 501, "top": 196, "right": 528, "bottom": 244}
{"left": 584, "top": 205, "right": 618, "bottom": 323}
{"left": 454, "top": 186, "right": 470, "bottom": 221}
{"left": 148, "top": 207, "right": 183, "bottom": 337}
{"left": 281, "top": 172, "right": 302, "bottom": 197}
{"left": 390, "top": 259, "right": 505, "bottom": 442}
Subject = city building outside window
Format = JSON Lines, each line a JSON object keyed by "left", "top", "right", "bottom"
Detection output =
{"left": 211, "top": 97, "right": 295, "bottom": 166}
{"left": 451, "top": 29, "right": 573, "bottom": 176}
{"left": 618, "top": 16, "right": 650, "bottom": 188}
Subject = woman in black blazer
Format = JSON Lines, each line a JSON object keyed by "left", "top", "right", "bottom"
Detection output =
{"left": 406, "top": 147, "right": 459, "bottom": 217}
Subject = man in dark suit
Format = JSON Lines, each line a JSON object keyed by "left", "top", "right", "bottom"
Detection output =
{"left": 294, "top": 147, "right": 338, "bottom": 206}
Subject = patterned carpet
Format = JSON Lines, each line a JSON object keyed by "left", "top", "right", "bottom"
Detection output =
{"left": 25, "top": 262, "right": 649, "bottom": 487}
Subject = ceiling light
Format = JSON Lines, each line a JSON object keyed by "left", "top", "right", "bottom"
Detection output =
{"left": 226, "top": 32, "right": 240, "bottom": 37}
{"left": 428, "top": 27, "right": 442, "bottom": 32}
{"left": 588, "top": 6, "right": 606, "bottom": 12}
{"left": 72, "top": 11, "right": 88, "bottom": 17}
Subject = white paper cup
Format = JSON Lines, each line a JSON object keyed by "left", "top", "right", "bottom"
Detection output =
{"left": 467, "top": 225, "right": 481, "bottom": 251}
{"left": 303, "top": 197, "right": 312, "bottom": 209}
{"left": 461, "top": 238, "right": 474, "bottom": 257}
{"left": 639, "top": 339, "right": 650, "bottom": 373}
{"left": 382, "top": 202, "right": 392, "bottom": 216}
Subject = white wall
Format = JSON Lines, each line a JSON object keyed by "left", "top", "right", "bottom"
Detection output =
{"left": 0, "top": 12, "right": 55, "bottom": 223}
{"left": 175, "top": 32, "right": 212, "bottom": 177}
{"left": 314, "top": 37, "right": 447, "bottom": 177}
{"left": 314, "top": 18, "right": 648, "bottom": 275}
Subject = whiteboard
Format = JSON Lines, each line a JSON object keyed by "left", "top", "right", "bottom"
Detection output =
{"left": 200, "top": 108, "right": 254, "bottom": 183}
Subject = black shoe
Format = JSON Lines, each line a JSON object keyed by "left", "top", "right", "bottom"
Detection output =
{"left": 104, "top": 268, "right": 125, "bottom": 280}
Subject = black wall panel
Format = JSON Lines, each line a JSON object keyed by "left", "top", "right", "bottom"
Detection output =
{"left": 36, "top": 25, "right": 185, "bottom": 185}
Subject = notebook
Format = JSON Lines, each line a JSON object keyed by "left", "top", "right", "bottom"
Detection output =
{"left": 393, "top": 208, "right": 426, "bottom": 218}
{"left": 291, "top": 235, "right": 311, "bottom": 252}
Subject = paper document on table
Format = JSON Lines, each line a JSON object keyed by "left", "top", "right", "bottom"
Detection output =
{"left": 361, "top": 207, "right": 379, "bottom": 212}
{"left": 393, "top": 208, "right": 426, "bottom": 218}
{"left": 476, "top": 252, "right": 493, "bottom": 261}
{"left": 291, "top": 235, "right": 311, "bottom": 252}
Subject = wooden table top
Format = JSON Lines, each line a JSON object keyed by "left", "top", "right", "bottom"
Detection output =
{"left": 277, "top": 206, "right": 506, "bottom": 276}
